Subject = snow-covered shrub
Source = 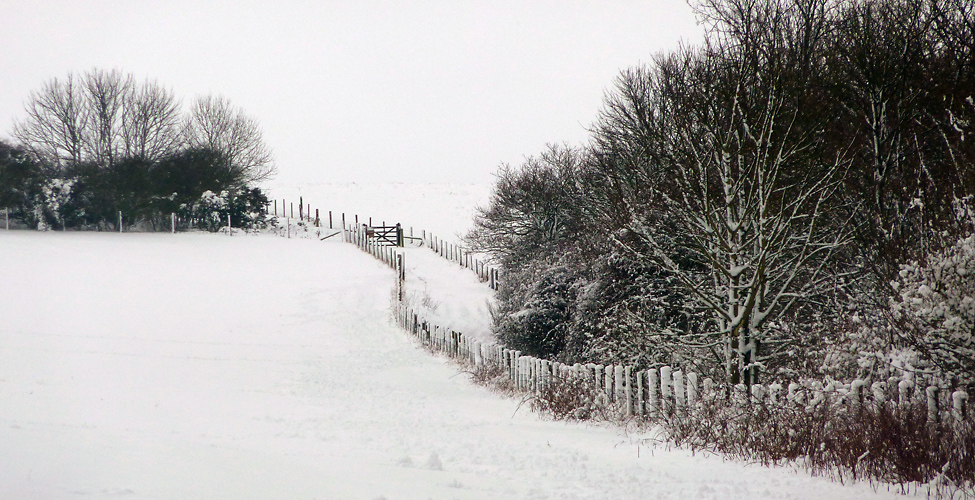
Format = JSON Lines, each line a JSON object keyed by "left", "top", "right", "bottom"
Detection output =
{"left": 566, "top": 251, "right": 713, "bottom": 374}
{"left": 494, "top": 264, "right": 578, "bottom": 359}
{"left": 528, "top": 373, "right": 604, "bottom": 421}
{"left": 181, "top": 187, "right": 270, "bottom": 232}
{"left": 893, "top": 233, "right": 975, "bottom": 383}
{"left": 28, "top": 177, "right": 80, "bottom": 230}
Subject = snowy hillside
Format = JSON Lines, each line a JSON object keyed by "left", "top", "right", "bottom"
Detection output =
{"left": 265, "top": 182, "right": 493, "bottom": 243}
{"left": 0, "top": 228, "right": 911, "bottom": 499}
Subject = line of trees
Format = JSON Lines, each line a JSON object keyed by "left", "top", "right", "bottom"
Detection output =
{"left": 468, "top": 0, "right": 975, "bottom": 387}
{"left": 1, "top": 69, "right": 274, "bottom": 231}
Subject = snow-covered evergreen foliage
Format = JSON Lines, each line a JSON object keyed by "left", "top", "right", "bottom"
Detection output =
{"left": 182, "top": 187, "right": 271, "bottom": 232}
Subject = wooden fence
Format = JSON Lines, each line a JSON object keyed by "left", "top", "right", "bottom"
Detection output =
{"left": 276, "top": 197, "right": 972, "bottom": 426}
{"left": 394, "top": 299, "right": 972, "bottom": 424}
{"left": 269, "top": 198, "right": 501, "bottom": 290}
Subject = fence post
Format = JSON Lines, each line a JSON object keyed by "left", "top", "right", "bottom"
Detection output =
{"left": 171, "top": 212, "right": 175, "bottom": 233}
{"left": 673, "top": 370, "right": 685, "bottom": 410}
{"left": 927, "top": 385, "right": 940, "bottom": 423}
{"left": 636, "top": 370, "right": 645, "bottom": 416}
{"left": 647, "top": 369, "right": 659, "bottom": 416}
{"left": 119, "top": 211, "right": 123, "bottom": 232}
{"left": 687, "top": 372, "right": 698, "bottom": 407}
{"left": 624, "top": 366, "right": 633, "bottom": 417}
{"left": 4, "top": 207, "right": 8, "bottom": 230}
{"left": 953, "top": 390, "right": 969, "bottom": 422}
{"left": 660, "top": 366, "right": 673, "bottom": 413}
{"left": 899, "top": 379, "right": 914, "bottom": 409}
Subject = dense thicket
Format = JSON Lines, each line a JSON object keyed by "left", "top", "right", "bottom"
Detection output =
{"left": 2, "top": 69, "right": 274, "bottom": 231}
{"left": 468, "top": 0, "right": 975, "bottom": 386}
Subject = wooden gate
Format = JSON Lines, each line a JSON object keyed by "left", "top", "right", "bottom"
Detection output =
{"left": 370, "top": 224, "right": 403, "bottom": 247}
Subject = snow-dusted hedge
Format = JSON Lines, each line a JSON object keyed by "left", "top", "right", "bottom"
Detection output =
{"left": 894, "top": 233, "right": 975, "bottom": 383}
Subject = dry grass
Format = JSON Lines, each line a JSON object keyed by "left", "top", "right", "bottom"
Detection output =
{"left": 662, "top": 395, "right": 975, "bottom": 497}
{"left": 459, "top": 359, "right": 974, "bottom": 496}
{"left": 502, "top": 373, "right": 975, "bottom": 497}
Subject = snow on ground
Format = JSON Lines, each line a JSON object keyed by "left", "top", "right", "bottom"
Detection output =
{"left": 0, "top": 230, "right": 911, "bottom": 500}
{"left": 400, "top": 244, "right": 496, "bottom": 343}
{"left": 266, "top": 182, "right": 493, "bottom": 243}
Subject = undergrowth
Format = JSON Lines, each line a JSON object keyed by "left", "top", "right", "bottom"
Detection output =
{"left": 466, "top": 369, "right": 975, "bottom": 498}
{"left": 664, "top": 395, "right": 975, "bottom": 496}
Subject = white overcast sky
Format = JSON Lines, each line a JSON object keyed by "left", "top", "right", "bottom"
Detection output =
{"left": 1, "top": 1, "right": 702, "bottom": 187}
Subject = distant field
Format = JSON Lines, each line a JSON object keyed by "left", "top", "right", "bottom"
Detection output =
{"left": 265, "top": 182, "right": 493, "bottom": 242}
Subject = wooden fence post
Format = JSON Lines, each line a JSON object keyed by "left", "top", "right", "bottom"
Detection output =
{"left": 673, "top": 370, "right": 685, "bottom": 409}
{"left": 614, "top": 365, "right": 624, "bottom": 407}
{"left": 660, "top": 366, "right": 672, "bottom": 413}
{"left": 899, "top": 379, "right": 913, "bottom": 409}
{"left": 624, "top": 366, "right": 633, "bottom": 417}
{"left": 636, "top": 370, "right": 645, "bottom": 416}
{"left": 647, "top": 369, "right": 659, "bottom": 416}
{"left": 927, "top": 385, "right": 940, "bottom": 423}
{"left": 953, "top": 390, "right": 969, "bottom": 422}
{"left": 687, "top": 372, "right": 698, "bottom": 407}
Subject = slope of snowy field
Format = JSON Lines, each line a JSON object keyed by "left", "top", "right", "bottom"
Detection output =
{"left": 266, "top": 182, "right": 493, "bottom": 243}
{"left": 0, "top": 231, "right": 909, "bottom": 499}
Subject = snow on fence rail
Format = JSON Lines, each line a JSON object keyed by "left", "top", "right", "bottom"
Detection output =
{"left": 273, "top": 197, "right": 972, "bottom": 426}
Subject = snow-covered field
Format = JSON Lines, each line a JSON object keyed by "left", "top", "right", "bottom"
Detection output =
{"left": 265, "top": 182, "right": 494, "bottom": 243}
{"left": 0, "top": 227, "right": 913, "bottom": 500}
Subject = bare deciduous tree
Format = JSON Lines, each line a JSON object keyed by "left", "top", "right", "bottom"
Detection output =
{"left": 13, "top": 73, "right": 88, "bottom": 174}
{"left": 122, "top": 79, "right": 183, "bottom": 163}
{"left": 81, "top": 69, "right": 132, "bottom": 169}
{"left": 183, "top": 95, "right": 275, "bottom": 186}
{"left": 594, "top": 0, "right": 855, "bottom": 384}
{"left": 13, "top": 69, "right": 184, "bottom": 171}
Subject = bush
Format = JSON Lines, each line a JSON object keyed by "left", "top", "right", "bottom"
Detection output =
{"left": 181, "top": 187, "right": 270, "bottom": 232}
{"left": 663, "top": 394, "right": 974, "bottom": 492}
{"left": 528, "top": 372, "right": 603, "bottom": 421}
{"left": 894, "top": 233, "right": 975, "bottom": 384}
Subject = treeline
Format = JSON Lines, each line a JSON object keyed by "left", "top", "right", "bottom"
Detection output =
{"left": 0, "top": 69, "right": 273, "bottom": 231}
{"left": 468, "top": 0, "right": 975, "bottom": 387}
